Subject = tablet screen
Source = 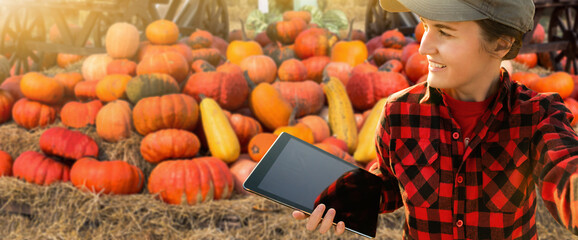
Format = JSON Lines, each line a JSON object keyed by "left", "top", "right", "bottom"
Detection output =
{"left": 244, "top": 133, "right": 382, "bottom": 238}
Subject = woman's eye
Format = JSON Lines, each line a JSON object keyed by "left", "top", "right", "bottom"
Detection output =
{"left": 439, "top": 30, "right": 451, "bottom": 37}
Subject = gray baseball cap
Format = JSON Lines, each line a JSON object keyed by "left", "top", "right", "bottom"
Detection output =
{"left": 379, "top": 0, "right": 535, "bottom": 33}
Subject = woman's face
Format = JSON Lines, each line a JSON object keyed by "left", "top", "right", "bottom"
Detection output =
{"left": 419, "top": 18, "right": 502, "bottom": 100}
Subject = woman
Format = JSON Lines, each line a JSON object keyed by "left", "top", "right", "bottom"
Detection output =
{"left": 293, "top": 0, "right": 578, "bottom": 239}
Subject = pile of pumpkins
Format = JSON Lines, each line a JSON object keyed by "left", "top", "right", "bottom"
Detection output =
{"left": 0, "top": 10, "right": 577, "bottom": 206}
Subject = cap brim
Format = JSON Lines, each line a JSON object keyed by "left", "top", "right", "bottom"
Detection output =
{"left": 379, "top": 0, "right": 410, "bottom": 12}
{"left": 378, "top": 0, "right": 487, "bottom": 22}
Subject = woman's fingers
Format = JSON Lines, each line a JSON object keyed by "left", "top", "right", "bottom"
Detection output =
{"left": 335, "top": 221, "right": 346, "bottom": 235}
{"left": 318, "top": 208, "right": 336, "bottom": 234}
{"left": 306, "top": 204, "right": 326, "bottom": 231}
{"left": 292, "top": 211, "right": 307, "bottom": 220}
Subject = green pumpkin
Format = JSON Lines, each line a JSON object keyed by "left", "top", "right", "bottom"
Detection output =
{"left": 125, "top": 73, "right": 180, "bottom": 104}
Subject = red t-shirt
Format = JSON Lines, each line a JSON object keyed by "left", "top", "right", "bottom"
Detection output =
{"left": 443, "top": 92, "right": 495, "bottom": 141}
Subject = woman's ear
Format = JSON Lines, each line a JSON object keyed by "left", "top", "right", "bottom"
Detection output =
{"left": 494, "top": 36, "right": 515, "bottom": 58}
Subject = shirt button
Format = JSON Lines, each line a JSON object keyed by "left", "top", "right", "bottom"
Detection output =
{"left": 456, "top": 220, "right": 464, "bottom": 228}
{"left": 452, "top": 132, "right": 460, "bottom": 140}
{"left": 457, "top": 176, "right": 464, "bottom": 184}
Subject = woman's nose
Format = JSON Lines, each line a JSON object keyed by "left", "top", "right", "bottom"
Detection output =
{"left": 418, "top": 30, "right": 436, "bottom": 56}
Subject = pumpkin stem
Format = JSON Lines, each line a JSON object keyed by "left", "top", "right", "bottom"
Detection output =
{"left": 199, "top": 93, "right": 206, "bottom": 100}
{"left": 322, "top": 76, "right": 331, "bottom": 84}
{"left": 243, "top": 70, "right": 257, "bottom": 89}
{"left": 239, "top": 19, "right": 248, "bottom": 41}
{"left": 288, "top": 105, "right": 299, "bottom": 126}
{"left": 346, "top": 18, "right": 355, "bottom": 41}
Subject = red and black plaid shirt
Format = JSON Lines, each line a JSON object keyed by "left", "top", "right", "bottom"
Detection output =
{"left": 375, "top": 70, "right": 578, "bottom": 239}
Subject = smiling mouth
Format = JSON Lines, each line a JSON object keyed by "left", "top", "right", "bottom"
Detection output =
{"left": 429, "top": 62, "right": 446, "bottom": 68}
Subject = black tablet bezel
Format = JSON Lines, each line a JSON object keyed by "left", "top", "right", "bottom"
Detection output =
{"left": 243, "top": 132, "right": 379, "bottom": 239}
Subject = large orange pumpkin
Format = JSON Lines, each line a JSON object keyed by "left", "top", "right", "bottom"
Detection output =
{"left": 39, "top": 127, "right": 99, "bottom": 161}
{"left": 74, "top": 81, "right": 99, "bottom": 101}
{"left": 146, "top": 20, "right": 179, "bottom": 45}
{"left": 13, "top": 151, "right": 70, "bottom": 185}
{"left": 266, "top": 18, "right": 307, "bottom": 45}
{"left": 140, "top": 129, "right": 201, "bottom": 164}
{"left": 226, "top": 39, "right": 264, "bottom": 66}
{"left": 532, "top": 72, "right": 575, "bottom": 99}
{"left": 272, "top": 80, "right": 325, "bottom": 117}
{"left": 294, "top": 28, "right": 338, "bottom": 60}
{"left": 0, "top": 150, "right": 12, "bottom": 176}
{"left": 0, "top": 89, "right": 14, "bottom": 124}
{"left": 240, "top": 55, "right": 277, "bottom": 84}
{"left": 96, "top": 100, "right": 133, "bottom": 142}
{"left": 330, "top": 40, "right": 368, "bottom": 67}
{"left": 12, "top": 98, "right": 57, "bottom": 130}
{"left": 405, "top": 53, "right": 429, "bottom": 83}
{"left": 302, "top": 56, "right": 330, "bottom": 83}
{"left": 182, "top": 71, "right": 249, "bottom": 111}
{"left": 71, "top": 157, "right": 144, "bottom": 194}
{"left": 20, "top": 72, "right": 64, "bottom": 104}
{"left": 278, "top": 58, "right": 307, "bottom": 82}
{"left": 188, "top": 29, "right": 213, "bottom": 49}
{"left": 60, "top": 100, "right": 102, "bottom": 128}
{"left": 105, "top": 22, "right": 140, "bottom": 59}
{"left": 147, "top": 157, "right": 234, "bottom": 205}
{"left": 132, "top": 94, "right": 199, "bottom": 135}
{"left": 137, "top": 51, "right": 190, "bottom": 84}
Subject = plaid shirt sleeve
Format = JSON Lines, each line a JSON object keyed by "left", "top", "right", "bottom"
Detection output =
{"left": 375, "top": 100, "right": 404, "bottom": 214}
{"left": 532, "top": 93, "right": 578, "bottom": 235}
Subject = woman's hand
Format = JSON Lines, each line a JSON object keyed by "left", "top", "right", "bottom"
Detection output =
{"left": 292, "top": 204, "right": 346, "bottom": 235}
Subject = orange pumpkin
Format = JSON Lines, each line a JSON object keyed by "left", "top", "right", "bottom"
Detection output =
{"left": 54, "top": 72, "right": 83, "bottom": 99}
{"left": 74, "top": 81, "right": 99, "bottom": 101}
{"left": 60, "top": 100, "right": 103, "bottom": 128}
{"left": 298, "top": 115, "right": 330, "bottom": 143}
{"left": 266, "top": 18, "right": 307, "bottom": 45}
{"left": 71, "top": 157, "right": 144, "bottom": 195}
{"left": 400, "top": 42, "right": 420, "bottom": 65}
{"left": 182, "top": 71, "right": 249, "bottom": 111}
{"left": 0, "top": 150, "right": 12, "bottom": 176}
{"left": 240, "top": 55, "right": 277, "bottom": 84}
{"left": 146, "top": 19, "right": 179, "bottom": 45}
{"left": 191, "top": 59, "right": 216, "bottom": 73}
{"left": 0, "top": 89, "right": 14, "bottom": 124}
{"left": 510, "top": 72, "right": 540, "bottom": 89}
{"left": 514, "top": 53, "right": 538, "bottom": 68}
{"left": 20, "top": 72, "right": 64, "bottom": 104}
{"left": 302, "top": 56, "right": 330, "bottom": 83}
{"left": 532, "top": 72, "right": 575, "bottom": 99}
{"left": 379, "top": 59, "right": 404, "bottom": 73}
{"left": 12, "top": 98, "right": 57, "bottom": 130}
{"left": 137, "top": 51, "right": 190, "bottom": 84}
{"left": 96, "top": 74, "right": 132, "bottom": 102}
{"left": 188, "top": 29, "right": 213, "bottom": 49}
{"left": 107, "top": 59, "right": 137, "bottom": 76}
{"left": 278, "top": 58, "right": 307, "bottom": 82}
{"left": 330, "top": 40, "right": 368, "bottom": 67}
{"left": 39, "top": 127, "right": 99, "bottom": 161}
{"left": 225, "top": 112, "right": 263, "bottom": 153}
{"left": 13, "top": 151, "right": 70, "bottom": 185}
{"left": 226, "top": 39, "right": 263, "bottom": 65}
{"left": 230, "top": 156, "right": 257, "bottom": 194}
{"left": 105, "top": 22, "right": 140, "bottom": 59}
{"left": 414, "top": 21, "right": 425, "bottom": 43}
{"left": 323, "top": 62, "right": 353, "bottom": 86}
{"left": 381, "top": 29, "right": 405, "bottom": 49}
{"left": 247, "top": 133, "right": 278, "bottom": 162}
{"left": 140, "top": 129, "right": 201, "bottom": 164}
{"left": 57, "top": 53, "right": 83, "bottom": 68}
{"left": 190, "top": 48, "right": 222, "bottom": 66}
{"left": 272, "top": 80, "right": 325, "bottom": 117}
{"left": 274, "top": 121, "right": 314, "bottom": 144}
{"left": 249, "top": 82, "right": 294, "bottom": 131}
{"left": 96, "top": 100, "right": 133, "bottom": 142}
{"left": 132, "top": 94, "right": 199, "bottom": 135}
{"left": 294, "top": 28, "right": 338, "bottom": 60}
{"left": 405, "top": 53, "right": 429, "bottom": 83}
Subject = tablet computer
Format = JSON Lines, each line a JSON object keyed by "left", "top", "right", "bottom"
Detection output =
{"left": 243, "top": 132, "right": 383, "bottom": 238}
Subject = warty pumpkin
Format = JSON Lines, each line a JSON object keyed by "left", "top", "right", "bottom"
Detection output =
{"left": 272, "top": 80, "right": 324, "bottom": 117}
{"left": 147, "top": 157, "right": 234, "bottom": 205}
{"left": 182, "top": 70, "right": 249, "bottom": 111}
{"left": 13, "top": 151, "right": 70, "bottom": 185}
{"left": 132, "top": 93, "right": 199, "bottom": 135}
{"left": 71, "top": 157, "right": 144, "bottom": 195}
{"left": 140, "top": 129, "right": 201, "bottom": 164}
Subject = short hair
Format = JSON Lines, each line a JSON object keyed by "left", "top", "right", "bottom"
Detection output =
{"left": 475, "top": 19, "right": 526, "bottom": 60}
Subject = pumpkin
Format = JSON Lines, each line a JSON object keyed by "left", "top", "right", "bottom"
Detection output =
{"left": 414, "top": 21, "right": 425, "bottom": 43}
{"left": 272, "top": 80, "right": 325, "bottom": 117}
{"left": 125, "top": 73, "right": 180, "bottom": 104}
{"left": 54, "top": 72, "right": 83, "bottom": 99}
{"left": 20, "top": 72, "right": 64, "bottom": 104}
{"left": 105, "top": 22, "right": 140, "bottom": 59}
{"left": 330, "top": 39, "right": 368, "bottom": 67}
{"left": 225, "top": 112, "right": 263, "bottom": 153}
{"left": 137, "top": 51, "right": 189, "bottom": 84}
{"left": 254, "top": 31, "right": 272, "bottom": 47}
{"left": 96, "top": 100, "right": 133, "bottom": 142}
{"left": 302, "top": 56, "right": 330, "bottom": 83}
{"left": 0, "top": 89, "right": 14, "bottom": 124}
{"left": 96, "top": 74, "right": 132, "bottom": 102}
{"left": 147, "top": 157, "right": 234, "bottom": 205}
{"left": 400, "top": 42, "right": 420, "bottom": 65}
{"left": 74, "top": 80, "right": 99, "bottom": 101}
{"left": 510, "top": 72, "right": 540, "bottom": 89}
{"left": 240, "top": 55, "right": 277, "bottom": 84}
{"left": 230, "top": 155, "right": 257, "bottom": 194}
{"left": 39, "top": 127, "right": 99, "bottom": 161}
{"left": 107, "top": 59, "right": 137, "bottom": 76}
{"left": 0, "top": 150, "right": 12, "bottom": 176}
{"left": 190, "top": 48, "right": 222, "bottom": 66}
{"left": 405, "top": 53, "right": 429, "bottom": 83}
{"left": 132, "top": 94, "right": 199, "bottom": 135}
{"left": 188, "top": 29, "right": 213, "bottom": 49}
{"left": 211, "top": 36, "right": 229, "bottom": 55}
{"left": 191, "top": 59, "right": 216, "bottom": 73}
{"left": 71, "top": 157, "right": 144, "bottom": 194}
{"left": 13, "top": 151, "right": 70, "bottom": 185}
{"left": 12, "top": 98, "right": 57, "bottom": 130}
{"left": 264, "top": 42, "right": 296, "bottom": 67}
{"left": 564, "top": 98, "right": 578, "bottom": 126}
{"left": 82, "top": 54, "right": 113, "bottom": 82}
{"left": 321, "top": 136, "right": 349, "bottom": 153}
{"left": 140, "top": 129, "right": 201, "bottom": 164}
{"left": 373, "top": 48, "right": 402, "bottom": 66}
{"left": 226, "top": 39, "right": 264, "bottom": 65}
{"left": 249, "top": 81, "right": 293, "bottom": 131}
{"left": 381, "top": 29, "right": 405, "bottom": 49}
{"left": 347, "top": 70, "right": 409, "bottom": 110}
{"left": 298, "top": 115, "right": 330, "bottom": 143}
{"left": 60, "top": 100, "right": 103, "bottom": 128}
{"left": 274, "top": 121, "right": 315, "bottom": 144}
{"left": 294, "top": 28, "right": 338, "bottom": 60}
{"left": 216, "top": 61, "right": 243, "bottom": 75}
{"left": 266, "top": 18, "right": 307, "bottom": 45}
{"left": 137, "top": 42, "right": 175, "bottom": 62}
{"left": 172, "top": 42, "right": 195, "bottom": 64}
{"left": 379, "top": 59, "right": 404, "bottom": 73}
{"left": 282, "top": 10, "right": 312, "bottom": 23}
{"left": 514, "top": 53, "right": 538, "bottom": 68}
{"left": 56, "top": 53, "right": 83, "bottom": 68}
{"left": 366, "top": 36, "right": 382, "bottom": 56}
{"left": 182, "top": 71, "right": 249, "bottom": 111}
{"left": 532, "top": 72, "right": 575, "bottom": 99}
{"left": 278, "top": 58, "right": 307, "bottom": 82}
{"left": 323, "top": 62, "right": 353, "bottom": 86}
{"left": 0, "top": 76, "right": 24, "bottom": 100}
{"left": 247, "top": 133, "right": 278, "bottom": 162}
{"left": 146, "top": 19, "right": 179, "bottom": 45}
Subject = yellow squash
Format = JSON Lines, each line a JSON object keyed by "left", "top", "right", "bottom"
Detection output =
{"left": 200, "top": 96, "right": 240, "bottom": 163}
{"left": 353, "top": 97, "right": 388, "bottom": 163}
{"left": 322, "top": 76, "right": 358, "bottom": 154}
